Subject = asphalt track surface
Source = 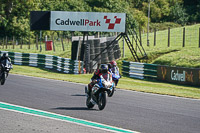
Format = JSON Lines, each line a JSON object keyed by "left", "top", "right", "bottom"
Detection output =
{"left": 0, "top": 109, "right": 112, "bottom": 133}
{"left": 0, "top": 74, "right": 200, "bottom": 133}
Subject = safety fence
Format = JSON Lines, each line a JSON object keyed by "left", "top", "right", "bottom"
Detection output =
{"left": 122, "top": 61, "right": 157, "bottom": 80}
{"left": 140, "top": 24, "right": 200, "bottom": 48}
{"left": 0, "top": 51, "right": 84, "bottom": 74}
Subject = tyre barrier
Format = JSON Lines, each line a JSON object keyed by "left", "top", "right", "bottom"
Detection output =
{"left": 0, "top": 51, "right": 84, "bottom": 74}
{"left": 72, "top": 36, "right": 121, "bottom": 71}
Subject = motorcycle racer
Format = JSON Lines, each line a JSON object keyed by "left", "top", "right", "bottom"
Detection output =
{"left": 109, "top": 60, "right": 121, "bottom": 86}
{"left": 0, "top": 53, "right": 12, "bottom": 75}
{"left": 86, "top": 64, "right": 112, "bottom": 97}
{"left": 0, "top": 53, "right": 11, "bottom": 63}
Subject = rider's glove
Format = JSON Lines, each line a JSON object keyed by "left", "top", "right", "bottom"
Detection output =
{"left": 92, "top": 80, "right": 97, "bottom": 83}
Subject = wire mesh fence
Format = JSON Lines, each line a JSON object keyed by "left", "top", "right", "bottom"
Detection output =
{"left": 140, "top": 25, "right": 200, "bottom": 49}
{"left": 0, "top": 34, "right": 72, "bottom": 58}
{"left": 1, "top": 25, "right": 200, "bottom": 61}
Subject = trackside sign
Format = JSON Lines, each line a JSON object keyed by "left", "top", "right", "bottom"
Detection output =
{"left": 157, "top": 66, "right": 200, "bottom": 86}
{"left": 50, "top": 11, "right": 126, "bottom": 32}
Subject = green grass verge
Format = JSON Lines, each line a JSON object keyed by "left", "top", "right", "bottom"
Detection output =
{"left": 11, "top": 65, "right": 200, "bottom": 99}
{"left": 152, "top": 47, "right": 200, "bottom": 68}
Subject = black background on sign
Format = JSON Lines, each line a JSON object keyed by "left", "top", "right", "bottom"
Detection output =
{"left": 30, "top": 11, "right": 50, "bottom": 30}
{"left": 157, "top": 66, "right": 200, "bottom": 86}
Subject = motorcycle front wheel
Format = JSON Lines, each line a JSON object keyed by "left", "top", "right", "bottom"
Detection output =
{"left": 86, "top": 96, "right": 95, "bottom": 109}
{"left": 108, "top": 87, "right": 115, "bottom": 97}
{"left": 98, "top": 92, "right": 106, "bottom": 110}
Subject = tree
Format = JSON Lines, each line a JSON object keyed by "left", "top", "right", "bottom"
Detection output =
{"left": 169, "top": 2, "right": 188, "bottom": 25}
{"left": 0, "top": 0, "right": 39, "bottom": 38}
{"left": 183, "top": 0, "right": 200, "bottom": 23}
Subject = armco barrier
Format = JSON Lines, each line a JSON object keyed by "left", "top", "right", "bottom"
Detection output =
{"left": 0, "top": 51, "right": 84, "bottom": 74}
{"left": 122, "top": 61, "right": 157, "bottom": 79}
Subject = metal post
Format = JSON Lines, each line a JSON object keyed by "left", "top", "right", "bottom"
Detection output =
{"left": 61, "top": 32, "right": 65, "bottom": 51}
{"left": 5, "top": 36, "right": 7, "bottom": 49}
{"left": 76, "top": 37, "right": 81, "bottom": 60}
{"left": 12, "top": 36, "right": 15, "bottom": 49}
{"left": 51, "top": 33, "right": 56, "bottom": 52}
{"left": 123, "top": 37, "right": 125, "bottom": 58}
{"left": 154, "top": 29, "right": 156, "bottom": 46}
{"left": 183, "top": 27, "right": 185, "bottom": 47}
{"left": 29, "top": 36, "right": 31, "bottom": 49}
{"left": 36, "top": 34, "right": 38, "bottom": 50}
{"left": 168, "top": 27, "right": 170, "bottom": 47}
{"left": 71, "top": 32, "right": 74, "bottom": 50}
{"left": 45, "top": 35, "right": 47, "bottom": 50}
{"left": 40, "top": 31, "right": 42, "bottom": 52}
{"left": 147, "top": 0, "right": 151, "bottom": 46}
{"left": 2, "top": 38, "right": 4, "bottom": 49}
{"left": 20, "top": 37, "right": 23, "bottom": 49}
{"left": 139, "top": 26, "right": 142, "bottom": 46}
{"left": 85, "top": 33, "right": 90, "bottom": 73}
{"left": 80, "top": 32, "right": 86, "bottom": 61}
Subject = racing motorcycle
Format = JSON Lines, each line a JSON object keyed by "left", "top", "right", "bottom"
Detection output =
{"left": 0, "top": 59, "right": 12, "bottom": 85}
{"left": 112, "top": 70, "right": 121, "bottom": 86}
{"left": 108, "top": 68, "right": 121, "bottom": 97}
{"left": 85, "top": 76, "right": 114, "bottom": 110}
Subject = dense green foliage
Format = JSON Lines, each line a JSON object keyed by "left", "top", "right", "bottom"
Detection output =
{"left": 0, "top": 0, "right": 200, "bottom": 39}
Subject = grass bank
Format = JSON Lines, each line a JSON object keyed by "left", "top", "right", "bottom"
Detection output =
{"left": 120, "top": 24, "right": 200, "bottom": 68}
{"left": 11, "top": 65, "right": 200, "bottom": 99}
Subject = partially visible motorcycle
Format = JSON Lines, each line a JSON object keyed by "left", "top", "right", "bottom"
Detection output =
{"left": 111, "top": 68, "right": 121, "bottom": 86}
{"left": 108, "top": 69, "right": 121, "bottom": 97}
{"left": 0, "top": 59, "right": 12, "bottom": 85}
{"left": 85, "top": 76, "right": 114, "bottom": 110}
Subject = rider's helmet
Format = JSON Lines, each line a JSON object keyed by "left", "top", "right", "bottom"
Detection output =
{"left": 2, "top": 53, "right": 8, "bottom": 58}
{"left": 100, "top": 64, "right": 108, "bottom": 74}
{"left": 110, "top": 60, "right": 117, "bottom": 67}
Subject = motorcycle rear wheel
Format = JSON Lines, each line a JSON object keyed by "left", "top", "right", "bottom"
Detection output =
{"left": 98, "top": 92, "right": 106, "bottom": 110}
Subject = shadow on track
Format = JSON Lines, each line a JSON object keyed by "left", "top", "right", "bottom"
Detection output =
{"left": 51, "top": 107, "right": 96, "bottom": 111}
{"left": 71, "top": 94, "right": 86, "bottom": 97}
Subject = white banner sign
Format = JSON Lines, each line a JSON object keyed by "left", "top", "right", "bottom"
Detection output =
{"left": 50, "top": 11, "right": 126, "bottom": 32}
